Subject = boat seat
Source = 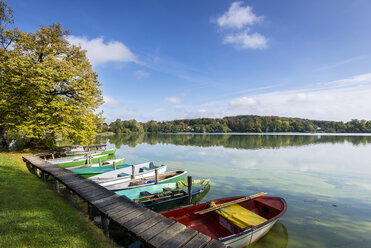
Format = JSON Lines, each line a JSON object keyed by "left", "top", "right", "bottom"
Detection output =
{"left": 140, "top": 191, "right": 152, "bottom": 196}
{"left": 211, "top": 202, "right": 267, "bottom": 229}
{"left": 117, "top": 173, "right": 129, "bottom": 177}
{"left": 139, "top": 167, "right": 152, "bottom": 172}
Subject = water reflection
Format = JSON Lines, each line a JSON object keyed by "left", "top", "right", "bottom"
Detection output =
{"left": 96, "top": 134, "right": 371, "bottom": 247}
{"left": 96, "top": 133, "right": 371, "bottom": 150}
{"left": 250, "top": 222, "right": 288, "bottom": 248}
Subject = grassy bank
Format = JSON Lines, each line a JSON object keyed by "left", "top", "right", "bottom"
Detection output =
{"left": 0, "top": 152, "right": 115, "bottom": 247}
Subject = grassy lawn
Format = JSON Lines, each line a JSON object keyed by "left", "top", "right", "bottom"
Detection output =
{"left": 0, "top": 152, "right": 115, "bottom": 247}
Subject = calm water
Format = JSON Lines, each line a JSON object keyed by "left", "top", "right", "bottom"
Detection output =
{"left": 96, "top": 133, "right": 371, "bottom": 248}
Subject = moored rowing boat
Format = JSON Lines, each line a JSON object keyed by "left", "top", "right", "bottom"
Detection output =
{"left": 161, "top": 195, "right": 286, "bottom": 248}
{"left": 99, "top": 170, "right": 187, "bottom": 191}
{"left": 48, "top": 154, "right": 109, "bottom": 168}
{"left": 116, "top": 179, "right": 211, "bottom": 211}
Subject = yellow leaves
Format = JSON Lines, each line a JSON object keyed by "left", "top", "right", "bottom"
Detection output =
{"left": 1, "top": 23, "right": 102, "bottom": 147}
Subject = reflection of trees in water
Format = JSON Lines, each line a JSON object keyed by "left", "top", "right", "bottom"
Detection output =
{"left": 95, "top": 134, "right": 371, "bottom": 150}
{"left": 250, "top": 222, "right": 288, "bottom": 248}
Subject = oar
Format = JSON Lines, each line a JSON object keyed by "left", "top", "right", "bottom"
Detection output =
{"left": 195, "top": 192, "right": 268, "bottom": 215}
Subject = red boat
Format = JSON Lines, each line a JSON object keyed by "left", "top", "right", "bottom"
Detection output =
{"left": 161, "top": 195, "right": 287, "bottom": 248}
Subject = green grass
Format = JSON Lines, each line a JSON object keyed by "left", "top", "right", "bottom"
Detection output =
{"left": 0, "top": 152, "right": 115, "bottom": 248}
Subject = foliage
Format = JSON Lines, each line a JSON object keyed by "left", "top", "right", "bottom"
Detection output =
{"left": 0, "top": 23, "right": 103, "bottom": 148}
{"left": 109, "top": 119, "right": 144, "bottom": 134}
{"left": 106, "top": 115, "right": 371, "bottom": 135}
{"left": 0, "top": 0, "right": 13, "bottom": 26}
{"left": 95, "top": 133, "right": 371, "bottom": 150}
{"left": 0, "top": 152, "right": 114, "bottom": 247}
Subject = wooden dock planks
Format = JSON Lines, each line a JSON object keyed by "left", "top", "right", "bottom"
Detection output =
{"left": 23, "top": 154, "right": 226, "bottom": 248}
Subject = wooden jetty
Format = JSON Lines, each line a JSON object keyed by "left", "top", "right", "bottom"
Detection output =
{"left": 23, "top": 153, "right": 226, "bottom": 248}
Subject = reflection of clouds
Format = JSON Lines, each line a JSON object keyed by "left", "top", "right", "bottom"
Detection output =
{"left": 345, "top": 181, "right": 371, "bottom": 191}
{"left": 110, "top": 134, "right": 371, "bottom": 248}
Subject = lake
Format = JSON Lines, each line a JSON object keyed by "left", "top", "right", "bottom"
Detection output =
{"left": 96, "top": 133, "right": 371, "bottom": 248}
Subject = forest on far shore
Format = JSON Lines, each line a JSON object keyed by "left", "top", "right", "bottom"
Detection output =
{"left": 101, "top": 115, "right": 371, "bottom": 134}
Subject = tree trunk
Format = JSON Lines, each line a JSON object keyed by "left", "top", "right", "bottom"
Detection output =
{"left": 0, "top": 125, "right": 9, "bottom": 148}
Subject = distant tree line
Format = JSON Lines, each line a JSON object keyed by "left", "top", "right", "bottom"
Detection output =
{"left": 95, "top": 133, "right": 371, "bottom": 149}
{"left": 100, "top": 115, "right": 371, "bottom": 134}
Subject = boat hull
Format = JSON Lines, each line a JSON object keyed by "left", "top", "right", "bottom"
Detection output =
{"left": 161, "top": 196, "right": 286, "bottom": 248}
{"left": 50, "top": 154, "right": 109, "bottom": 168}
{"left": 69, "top": 160, "right": 126, "bottom": 178}
{"left": 65, "top": 148, "right": 116, "bottom": 157}
{"left": 101, "top": 170, "right": 187, "bottom": 191}
{"left": 221, "top": 219, "right": 278, "bottom": 248}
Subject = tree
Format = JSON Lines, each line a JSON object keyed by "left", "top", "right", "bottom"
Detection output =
{"left": 0, "top": 1, "right": 13, "bottom": 26}
{"left": 0, "top": 23, "right": 103, "bottom": 147}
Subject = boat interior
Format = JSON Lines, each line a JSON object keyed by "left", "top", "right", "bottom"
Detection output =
{"left": 161, "top": 196, "right": 285, "bottom": 239}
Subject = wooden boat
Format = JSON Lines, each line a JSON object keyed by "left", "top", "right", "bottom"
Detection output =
{"left": 66, "top": 158, "right": 124, "bottom": 170}
{"left": 89, "top": 162, "right": 167, "bottom": 184}
{"left": 115, "top": 179, "right": 211, "bottom": 212}
{"left": 99, "top": 170, "right": 188, "bottom": 191}
{"left": 47, "top": 154, "right": 109, "bottom": 168}
{"left": 68, "top": 159, "right": 126, "bottom": 178}
{"left": 161, "top": 194, "right": 287, "bottom": 248}
{"left": 65, "top": 148, "right": 116, "bottom": 157}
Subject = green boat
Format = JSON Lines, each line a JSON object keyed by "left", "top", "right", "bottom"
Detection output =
{"left": 69, "top": 159, "right": 126, "bottom": 178}
{"left": 65, "top": 148, "right": 116, "bottom": 157}
{"left": 116, "top": 179, "right": 211, "bottom": 212}
{"left": 100, "top": 170, "right": 188, "bottom": 191}
{"left": 48, "top": 154, "right": 109, "bottom": 168}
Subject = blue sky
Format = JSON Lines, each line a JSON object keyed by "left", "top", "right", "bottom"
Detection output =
{"left": 10, "top": 0, "right": 371, "bottom": 122}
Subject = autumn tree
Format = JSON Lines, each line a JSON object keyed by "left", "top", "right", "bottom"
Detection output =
{"left": 0, "top": 0, "right": 13, "bottom": 26}
{"left": 0, "top": 23, "right": 103, "bottom": 147}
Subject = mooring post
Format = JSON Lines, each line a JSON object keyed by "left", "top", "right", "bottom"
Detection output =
{"left": 51, "top": 153, "right": 55, "bottom": 159}
{"left": 101, "top": 215, "right": 109, "bottom": 235}
{"left": 155, "top": 168, "right": 159, "bottom": 184}
{"left": 131, "top": 164, "right": 135, "bottom": 179}
{"left": 41, "top": 172, "right": 48, "bottom": 182}
{"left": 88, "top": 204, "right": 94, "bottom": 220}
{"left": 188, "top": 176, "right": 193, "bottom": 204}
{"left": 55, "top": 179, "right": 60, "bottom": 194}
{"left": 113, "top": 161, "right": 116, "bottom": 170}
{"left": 99, "top": 159, "right": 102, "bottom": 167}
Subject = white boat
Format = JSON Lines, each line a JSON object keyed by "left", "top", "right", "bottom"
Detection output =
{"left": 90, "top": 162, "right": 167, "bottom": 184}
{"left": 99, "top": 170, "right": 187, "bottom": 191}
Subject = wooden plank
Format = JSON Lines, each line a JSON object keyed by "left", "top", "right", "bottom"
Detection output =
{"left": 104, "top": 202, "right": 132, "bottom": 216}
{"left": 148, "top": 222, "right": 186, "bottom": 248}
{"left": 123, "top": 209, "right": 158, "bottom": 230}
{"left": 161, "top": 226, "right": 199, "bottom": 248}
{"left": 82, "top": 191, "right": 114, "bottom": 203}
{"left": 139, "top": 217, "right": 175, "bottom": 241}
{"left": 116, "top": 207, "right": 152, "bottom": 226}
{"left": 204, "top": 239, "right": 226, "bottom": 248}
{"left": 90, "top": 194, "right": 120, "bottom": 206}
{"left": 182, "top": 232, "right": 212, "bottom": 248}
{"left": 131, "top": 214, "right": 166, "bottom": 234}
{"left": 106, "top": 203, "right": 139, "bottom": 220}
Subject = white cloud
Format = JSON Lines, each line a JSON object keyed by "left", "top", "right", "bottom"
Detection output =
{"left": 229, "top": 97, "right": 257, "bottom": 110}
{"left": 215, "top": 2, "right": 267, "bottom": 50}
{"left": 223, "top": 31, "right": 267, "bottom": 49}
{"left": 225, "top": 73, "right": 371, "bottom": 121}
{"left": 103, "top": 96, "right": 122, "bottom": 108}
{"left": 217, "top": 1, "right": 263, "bottom": 29}
{"left": 164, "top": 97, "right": 182, "bottom": 104}
{"left": 318, "top": 73, "right": 371, "bottom": 88}
{"left": 67, "top": 35, "right": 138, "bottom": 66}
{"left": 134, "top": 70, "right": 150, "bottom": 79}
